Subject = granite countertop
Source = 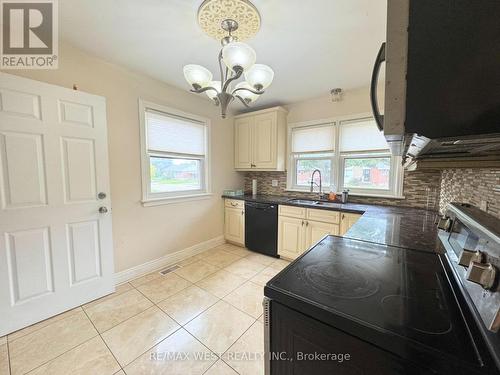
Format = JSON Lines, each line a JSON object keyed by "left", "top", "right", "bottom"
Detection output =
{"left": 222, "top": 194, "right": 441, "bottom": 253}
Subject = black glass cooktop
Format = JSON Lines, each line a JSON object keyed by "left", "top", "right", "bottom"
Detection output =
{"left": 265, "top": 236, "right": 481, "bottom": 367}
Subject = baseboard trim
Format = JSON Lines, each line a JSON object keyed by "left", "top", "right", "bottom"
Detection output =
{"left": 114, "top": 235, "right": 225, "bottom": 285}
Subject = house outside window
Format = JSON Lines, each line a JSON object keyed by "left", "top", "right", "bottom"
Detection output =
{"left": 287, "top": 115, "right": 403, "bottom": 198}
{"left": 139, "top": 100, "right": 211, "bottom": 205}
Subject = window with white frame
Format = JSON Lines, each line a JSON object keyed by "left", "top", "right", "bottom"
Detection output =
{"left": 288, "top": 116, "right": 403, "bottom": 198}
{"left": 140, "top": 101, "right": 210, "bottom": 203}
{"left": 290, "top": 123, "right": 335, "bottom": 190}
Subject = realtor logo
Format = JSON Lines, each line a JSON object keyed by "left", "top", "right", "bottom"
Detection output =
{"left": 1, "top": 0, "right": 58, "bottom": 69}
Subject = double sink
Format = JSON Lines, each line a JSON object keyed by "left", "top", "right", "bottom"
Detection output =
{"left": 286, "top": 198, "right": 342, "bottom": 209}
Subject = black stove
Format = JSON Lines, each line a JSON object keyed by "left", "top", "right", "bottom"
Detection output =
{"left": 264, "top": 234, "right": 499, "bottom": 374}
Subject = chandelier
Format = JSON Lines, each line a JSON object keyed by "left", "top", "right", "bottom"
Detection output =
{"left": 183, "top": 1, "right": 273, "bottom": 118}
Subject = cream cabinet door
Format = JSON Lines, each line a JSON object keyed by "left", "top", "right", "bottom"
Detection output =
{"left": 340, "top": 213, "right": 362, "bottom": 235}
{"left": 234, "top": 116, "right": 253, "bottom": 169}
{"left": 225, "top": 207, "right": 245, "bottom": 246}
{"left": 252, "top": 112, "right": 277, "bottom": 169}
{"left": 305, "top": 221, "right": 339, "bottom": 249}
{"left": 278, "top": 216, "right": 305, "bottom": 260}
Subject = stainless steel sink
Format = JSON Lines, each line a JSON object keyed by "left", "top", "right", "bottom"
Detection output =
{"left": 286, "top": 199, "right": 319, "bottom": 205}
{"left": 287, "top": 199, "right": 341, "bottom": 208}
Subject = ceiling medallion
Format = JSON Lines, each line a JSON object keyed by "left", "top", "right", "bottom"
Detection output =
{"left": 184, "top": 0, "right": 273, "bottom": 118}
{"left": 197, "top": 0, "right": 261, "bottom": 41}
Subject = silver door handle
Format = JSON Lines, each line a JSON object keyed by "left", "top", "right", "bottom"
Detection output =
{"left": 98, "top": 206, "right": 108, "bottom": 214}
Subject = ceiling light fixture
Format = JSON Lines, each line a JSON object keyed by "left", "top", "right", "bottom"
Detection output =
{"left": 183, "top": 0, "right": 273, "bottom": 118}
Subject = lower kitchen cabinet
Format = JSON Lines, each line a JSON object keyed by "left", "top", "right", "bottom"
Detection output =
{"left": 306, "top": 220, "right": 339, "bottom": 249}
{"left": 278, "top": 208, "right": 340, "bottom": 260}
{"left": 340, "top": 212, "right": 362, "bottom": 235}
{"left": 224, "top": 206, "right": 245, "bottom": 246}
{"left": 278, "top": 216, "right": 305, "bottom": 260}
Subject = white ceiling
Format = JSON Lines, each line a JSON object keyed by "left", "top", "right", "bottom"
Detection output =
{"left": 59, "top": 0, "right": 387, "bottom": 108}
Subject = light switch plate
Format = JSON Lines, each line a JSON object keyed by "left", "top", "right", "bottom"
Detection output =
{"left": 272, "top": 180, "right": 278, "bottom": 187}
{"left": 480, "top": 200, "right": 488, "bottom": 211}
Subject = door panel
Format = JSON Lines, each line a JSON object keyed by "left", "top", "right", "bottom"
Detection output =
{"left": 306, "top": 221, "right": 339, "bottom": 249}
{"left": 0, "top": 88, "right": 41, "bottom": 120}
{"left": 253, "top": 112, "right": 276, "bottom": 169}
{"left": 0, "top": 72, "right": 114, "bottom": 336}
{"left": 340, "top": 213, "right": 362, "bottom": 236}
{"left": 61, "top": 137, "right": 97, "bottom": 203}
{"left": 278, "top": 216, "right": 304, "bottom": 260}
{"left": 0, "top": 132, "right": 47, "bottom": 208}
{"left": 5, "top": 227, "right": 53, "bottom": 303}
{"left": 224, "top": 207, "right": 245, "bottom": 245}
{"left": 67, "top": 220, "right": 101, "bottom": 285}
{"left": 234, "top": 117, "right": 253, "bottom": 169}
{"left": 58, "top": 100, "right": 94, "bottom": 128}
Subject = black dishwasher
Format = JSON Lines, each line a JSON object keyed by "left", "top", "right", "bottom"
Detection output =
{"left": 245, "top": 202, "right": 278, "bottom": 257}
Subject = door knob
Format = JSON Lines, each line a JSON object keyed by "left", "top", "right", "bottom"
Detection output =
{"left": 97, "top": 192, "right": 107, "bottom": 199}
{"left": 98, "top": 206, "right": 108, "bottom": 214}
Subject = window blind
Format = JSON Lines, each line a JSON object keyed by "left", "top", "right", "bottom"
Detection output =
{"left": 339, "top": 119, "right": 388, "bottom": 152}
{"left": 146, "top": 110, "right": 206, "bottom": 155}
{"left": 291, "top": 124, "right": 335, "bottom": 153}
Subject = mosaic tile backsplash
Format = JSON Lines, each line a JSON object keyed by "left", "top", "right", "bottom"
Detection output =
{"left": 242, "top": 168, "right": 500, "bottom": 219}
{"left": 440, "top": 168, "right": 500, "bottom": 219}
{"left": 243, "top": 169, "right": 442, "bottom": 211}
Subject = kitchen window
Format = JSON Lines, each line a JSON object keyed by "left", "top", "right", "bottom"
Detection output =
{"left": 290, "top": 123, "right": 335, "bottom": 189}
{"left": 287, "top": 116, "right": 403, "bottom": 198}
{"left": 139, "top": 100, "right": 211, "bottom": 205}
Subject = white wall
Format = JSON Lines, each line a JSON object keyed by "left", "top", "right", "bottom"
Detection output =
{"left": 5, "top": 42, "right": 243, "bottom": 272}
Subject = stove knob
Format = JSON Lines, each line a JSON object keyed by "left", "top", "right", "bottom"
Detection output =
{"left": 466, "top": 262, "right": 497, "bottom": 290}
{"left": 458, "top": 249, "right": 483, "bottom": 267}
{"left": 437, "top": 216, "right": 452, "bottom": 232}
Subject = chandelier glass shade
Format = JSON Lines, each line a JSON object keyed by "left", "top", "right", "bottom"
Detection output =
{"left": 183, "top": 19, "right": 273, "bottom": 118}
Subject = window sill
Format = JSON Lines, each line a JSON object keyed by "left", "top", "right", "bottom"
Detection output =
{"left": 285, "top": 188, "right": 405, "bottom": 200}
{"left": 142, "top": 193, "right": 213, "bottom": 207}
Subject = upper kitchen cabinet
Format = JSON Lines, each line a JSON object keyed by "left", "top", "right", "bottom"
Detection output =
{"left": 234, "top": 106, "right": 287, "bottom": 171}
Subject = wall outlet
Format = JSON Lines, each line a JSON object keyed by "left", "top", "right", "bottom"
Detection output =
{"left": 271, "top": 179, "right": 278, "bottom": 187}
{"left": 480, "top": 200, "right": 488, "bottom": 211}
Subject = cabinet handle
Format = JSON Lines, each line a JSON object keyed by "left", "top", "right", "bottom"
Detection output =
{"left": 342, "top": 214, "right": 345, "bottom": 220}
{"left": 251, "top": 163, "right": 256, "bottom": 168}
{"left": 231, "top": 202, "right": 238, "bottom": 207}
{"left": 301, "top": 220, "right": 304, "bottom": 226}
{"left": 241, "top": 210, "right": 244, "bottom": 215}
{"left": 306, "top": 221, "right": 309, "bottom": 227}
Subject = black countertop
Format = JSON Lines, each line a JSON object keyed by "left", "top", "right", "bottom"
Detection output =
{"left": 222, "top": 194, "right": 441, "bottom": 253}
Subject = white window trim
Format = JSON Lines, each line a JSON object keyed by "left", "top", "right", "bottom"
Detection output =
{"left": 139, "top": 99, "right": 212, "bottom": 206}
{"left": 286, "top": 113, "right": 404, "bottom": 199}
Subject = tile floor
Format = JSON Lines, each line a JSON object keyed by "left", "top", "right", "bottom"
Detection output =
{"left": 0, "top": 243, "right": 290, "bottom": 375}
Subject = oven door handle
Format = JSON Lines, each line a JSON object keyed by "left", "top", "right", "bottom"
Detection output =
{"left": 370, "top": 42, "right": 386, "bottom": 131}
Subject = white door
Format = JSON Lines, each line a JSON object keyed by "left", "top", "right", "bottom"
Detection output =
{"left": 224, "top": 207, "right": 245, "bottom": 245}
{"left": 278, "top": 216, "right": 305, "bottom": 260}
{"left": 0, "top": 73, "right": 114, "bottom": 336}
{"left": 252, "top": 112, "right": 277, "bottom": 169}
{"left": 234, "top": 117, "right": 253, "bottom": 169}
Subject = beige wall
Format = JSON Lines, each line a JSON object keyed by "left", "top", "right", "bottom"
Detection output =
{"left": 284, "top": 85, "right": 384, "bottom": 124}
{"left": 5, "top": 42, "right": 243, "bottom": 272}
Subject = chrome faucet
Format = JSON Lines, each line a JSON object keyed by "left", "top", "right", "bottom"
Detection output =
{"left": 310, "top": 169, "right": 322, "bottom": 199}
